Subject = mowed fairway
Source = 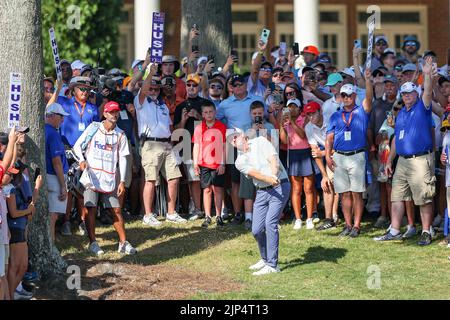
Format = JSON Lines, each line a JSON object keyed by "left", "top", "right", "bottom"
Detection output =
{"left": 50, "top": 218, "right": 450, "bottom": 300}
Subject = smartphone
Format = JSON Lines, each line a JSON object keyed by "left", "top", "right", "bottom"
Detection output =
{"left": 15, "top": 126, "right": 30, "bottom": 134}
{"left": 34, "top": 167, "right": 40, "bottom": 182}
{"left": 207, "top": 54, "right": 215, "bottom": 64}
{"left": 292, "top": 42, "right": 300, "bottom": 56}
{"left": 260, "top": 28, "right": 271, "bottom": 44}
{"left": 191, "top": 45, "right": 199, "bottom": 53}
{"left": 192, "top": 23, "right": 199, "bottom": 31}
{"left": 354, "top": 40, "right": 362, "bottom": 49}
{"left": 269, "top": 82, "right": 276, "bottom": 91}
{"left": 279, "top": 42, "right": 287, "bottom": 55}
{"left": 231, "top": 49, "right": 238, "bottom": 62}
{"left": 273, "top": 94, "right": 283, "bottom": 105}
{"left": 282, "top": 107, "right": 290, "bottom": 117}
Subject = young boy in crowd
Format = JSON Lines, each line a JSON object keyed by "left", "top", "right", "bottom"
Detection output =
{"left": 193, "top": 100, "right": 227, "bottom": 228}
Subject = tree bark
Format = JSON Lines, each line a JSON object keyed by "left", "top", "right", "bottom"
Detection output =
{"left": 0, "top": 0, "right": 66, "bottom": 277}
{"left": 180, "top": 0, "right": 232, "bottom": 67}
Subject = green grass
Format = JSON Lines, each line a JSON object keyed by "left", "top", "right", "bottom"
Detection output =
{"left": 58, "top": 219, "right": 450, "bottom": 300}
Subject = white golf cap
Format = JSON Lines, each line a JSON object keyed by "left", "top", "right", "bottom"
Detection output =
{"left": 71, "top": 60, "right": 86, "bottom": 70}
{"left": 340, "top": 84, "right": 356, "bottom": 95}
{"left": 286, "top": 98, "right": 301, "bottom": 107}
{"left": 131, "top": 59, "right": 144, "bottom": 69}
{"left": 341, "top": 67, "right": 356, "bottom": 78}
{"left": 400, "top": 82, "right": 419, "bottom": 94}
{"left": 226, "top": 127, "right": 245, "bottom": 144}
{"left": 197, "top": 56, "right": 208, "bottom": 65}
{"left": 46, "top": 103, "right": 69, "bottom": 116}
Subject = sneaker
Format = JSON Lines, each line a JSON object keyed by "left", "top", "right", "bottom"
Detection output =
{"left": 293, "top": 219, "right": 302, "bottom": 230}
{"left": 118, "top": 241, "right": 137, "bottom": 255}
{"left": 166, "top": 212, "right": 187, "bottom": 223}
{"left": 232, "top": 213, "right": 244, "bottom": 225}
{"left": 374, "top": 216, "right": 390, "bottom": 229}
{"left": 221, "top": 207, "right": 231, "bottom": 221}
{"left": 216, "top": 216, "right": 225, "bottom": 227}
{"left": 373, "top": 231, "right": 402, "bottom": 241}
{"left": 339, "top": 225, "right": 352, "bottom": 237}
{"left": 88, "top": 241, "right": 104, "bottom": 256}
{"left": 402, "top": 225, "right": 417, "bottom": 239}
{"left": 202, "top": 216, "right": 212, "bottom": 228}
{"left": 317, "top": 219, "right": 336, "bottom": 231}
{"left": 306, "top": 218, "right": 314, "bottom": 230}
{"left": 78, "top": 221, "right": 87, "bottom": 236}
{"left": 252, "top": 265, "right": 280, "bottom": 276}
{"left": 249, "top": 259, "right": 266, "bottom": 270}
{"left": 61, "top": 221, "right": 72, "bottom": 236}
{"left": 244, "top": 219, "right": 252, "bottom": 230}
{"left": 349, "top": 227, "right": 360, "bottom": 238}
{"left": 143, "top": 214, "right": 162, "bottom": 227}
{"left": 432, "top": 215, "right": 442, "bottom": 228}
{"left": 14, "top": 288, "right": 32, "bottom": 300}
{"left": 188, "top": 208, "right": 204, "bottom": 221}
{"left": 417, "top": 232, "right": 432, "bottom": 246}
{"left": 23, "top": 271, "right": 38, "bottom": 282}
{"left": 312, "top": 212, "right": 320, "bottom": 224}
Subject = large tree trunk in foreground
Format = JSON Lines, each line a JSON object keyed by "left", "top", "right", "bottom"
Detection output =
{"left": 0, "top": 0, "right": 66, "bottom": 277}
{"left": 181, "top": 0, "right": 232, "bottom": 67}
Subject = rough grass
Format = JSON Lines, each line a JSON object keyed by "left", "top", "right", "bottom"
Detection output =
{"left": 42, "top": 217, "right": 450, "bottom": 300}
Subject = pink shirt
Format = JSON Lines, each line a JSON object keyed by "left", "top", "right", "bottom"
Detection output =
{"left": 284, "top": 115, "right": 310, "bottom": 150}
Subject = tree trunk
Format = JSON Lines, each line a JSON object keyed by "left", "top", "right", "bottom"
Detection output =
{"left": 0, "top": 0, "right": 66, "bottom": 277}
{"left": 180, "top": 0, "right": 232, "bottom": 67}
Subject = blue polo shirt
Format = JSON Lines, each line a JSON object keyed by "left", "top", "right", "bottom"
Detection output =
{"left": 57, "top": 96, "right": 99, "bottom": 147}
{"left": 395, "top": 98, "right": 433, "bottom": 157}
{"left": 216, "top": 94, "right": 265, "bottom": 129}
{"left": 45, "top": 124, "right": 69, "bottom": 175}
{"left": 327, "top": 105, "right": 369, "bottom": 152}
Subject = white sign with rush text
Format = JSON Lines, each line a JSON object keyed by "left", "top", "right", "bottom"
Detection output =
{"left": 49, "top": 27, "right": 62, "bottom": 80}
{"left": 8, "top": 73, "right": 22, "bottom": 129}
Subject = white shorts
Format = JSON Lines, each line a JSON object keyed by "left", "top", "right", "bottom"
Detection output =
{"left": 333, "top": 152, "right": 366, "bottom": 194}
{"left": 0, "top": 244, "right": 6, "bottom": 277}
{"left": 47, "top": 174, "right": 68, "bottom": 214}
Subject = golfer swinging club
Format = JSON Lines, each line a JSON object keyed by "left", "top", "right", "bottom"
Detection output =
{"left": 229, "top": 128, "right": 290, "bottom": 275}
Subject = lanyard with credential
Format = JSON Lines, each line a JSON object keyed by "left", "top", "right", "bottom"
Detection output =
{"left": 341, "top": 110, "right": 354, "bottom": 131}
{"left": 74, "top": 101, "right": 86, "bottom": 122}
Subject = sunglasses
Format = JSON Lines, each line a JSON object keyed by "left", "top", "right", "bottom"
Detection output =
{"left": 210, "top": 85, "right": 223, "bottom": 89}
{"left": 340, "top": 93, "right": 353, "bottom": 98}
{"left": 186, "top": 83, "right": 198, "bottom": 88}
{"left": 273, "top": 73, "right": 283, "bottom": 77}
{"left": 260, "top": 68, "right": 272, "bottom": 72}
{"left": 405, "top": 41, "right": 417, "bottom": 47}
{"left": 285, "top": 91, "right": 296, "bottom": 97}
{"left": 77, "top": 87, "right": 90, "bottom": 92}
{"left": 233, "top": 83, "right": 244, "bottom": 88}
{"left": 376, "top": 41, "right": 387, "bottom": 46}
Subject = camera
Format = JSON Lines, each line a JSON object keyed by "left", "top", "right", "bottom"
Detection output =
{"left": 282, "top": 107, "right": 290, "bottom": 116}
{"left": 254, "top": 116, "right": 263, "bottom": 125}
{"left": 109, "top": 90, "right": 134, "bottom": 109}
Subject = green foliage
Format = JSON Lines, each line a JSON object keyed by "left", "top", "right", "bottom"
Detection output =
{"left": 42, "top": 0, "right": 123, "bottom": 77}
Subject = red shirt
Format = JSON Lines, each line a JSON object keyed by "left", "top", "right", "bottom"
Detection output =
{"left": 192, "top": 120, "right": 227, "bottom": 169}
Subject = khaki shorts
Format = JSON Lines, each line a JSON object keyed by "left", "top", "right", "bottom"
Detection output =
{"left": 391, "top": 153, "right": 436, "bottom": 206}
{"left": 333, "top": 152, "right": 366, "bottom": 194}
{"left": 141, "top": 141, "right": 182, "bottom": 182}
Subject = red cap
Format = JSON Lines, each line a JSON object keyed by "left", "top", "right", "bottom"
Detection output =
{"left": 104, "top": 101, "right": 121, "bottom": 113}
{"left": 303, "top": 102, "right": 321, "bottom": 114}
{"left": 302, "top": 45, "right": 320, "bottom": 56}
